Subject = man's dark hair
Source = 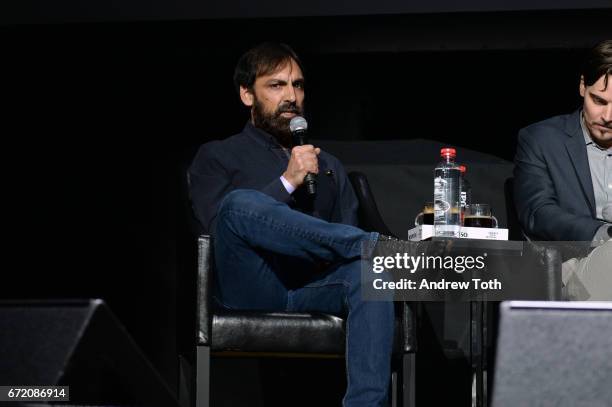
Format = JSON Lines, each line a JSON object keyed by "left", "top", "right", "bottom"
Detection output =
{"left": 233, "top": 42, "right": 304, "bottom": 93}
{"left": 582, "top": 39, "right": 612, "bottom": 89}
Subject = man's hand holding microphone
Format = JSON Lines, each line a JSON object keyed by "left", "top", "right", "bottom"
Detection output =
{"left": 283, "top": 116, "right": 318, "bottom": 194}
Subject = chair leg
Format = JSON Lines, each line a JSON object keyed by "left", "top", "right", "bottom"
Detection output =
{"left": 401, "top": 353, "right": 416, "bottom": 407}
{"left": 196, "top": 346, "right": 211, "bottom": 407}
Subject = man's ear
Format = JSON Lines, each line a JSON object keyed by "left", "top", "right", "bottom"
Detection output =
{"left": 579, "top": 75, "right": 586, "bottom": 98}
{"left": 239, "top": 86, "right": 255, "bottom": 107}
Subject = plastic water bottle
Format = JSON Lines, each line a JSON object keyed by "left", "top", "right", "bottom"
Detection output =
{"left": 459, "top": 165, "right": 472, "bottom": 224}
{"left": 434, "top": 148, "right": 461, "bottom": 237}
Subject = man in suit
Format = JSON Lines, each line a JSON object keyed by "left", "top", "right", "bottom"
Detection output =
{"left": 514, "top": 40, "right": 611, "bottom": 300}
{"left": 189, "top": 43, "right": 397, "bottom": 406}
{"left": 514, "top": 40, "right": 611, "bottom": 242}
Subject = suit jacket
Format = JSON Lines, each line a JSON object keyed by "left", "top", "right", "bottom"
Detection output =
{"left": 514, "top": 109, "right": 605, "bottom": 241}
{"left": 188, "top": 122, "right": 359, "bottom": 235}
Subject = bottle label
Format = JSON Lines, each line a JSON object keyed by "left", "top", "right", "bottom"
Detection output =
{"left": 433, "top": 170, "right": 461, "bottom": 237}
{"left": 434, "top": 176, "right": 450, "bottom": 213}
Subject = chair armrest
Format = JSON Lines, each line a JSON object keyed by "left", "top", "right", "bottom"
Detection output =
{"left": 197, "top": 235, "right": 213, "bottom": 346}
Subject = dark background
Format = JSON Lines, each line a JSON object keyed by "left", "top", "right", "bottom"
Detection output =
{"left": 2, "top": 0, "right": 611, "bottom": 23}
{"left": 2, "top": 1, "right": 611, "bottom": 403}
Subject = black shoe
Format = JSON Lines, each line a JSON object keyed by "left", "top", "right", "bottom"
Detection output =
{"left": 377, "top": 233, "right": 401, "bottom": 242}
{"left": 373, "top": 234, "right": 423, "bottom": 258}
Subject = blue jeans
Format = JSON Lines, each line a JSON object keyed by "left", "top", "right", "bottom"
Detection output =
{"left": 213, "top": 189, "right": 395, "bottom": 407}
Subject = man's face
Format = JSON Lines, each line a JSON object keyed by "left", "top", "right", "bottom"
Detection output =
{"left": 240, "top": 58, "right": 305, "bottom": 146}
{"left": 580, "top": 74, "right": 612, "bottom": 149}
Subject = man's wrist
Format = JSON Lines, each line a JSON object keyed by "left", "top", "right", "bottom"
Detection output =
{"left": 592, "top": 224, "right": 612, "bottom": 242}
{"left": 280, "top": 175, "right": 297, "bottom": 194}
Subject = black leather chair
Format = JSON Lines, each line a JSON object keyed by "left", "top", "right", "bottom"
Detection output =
{"left": 188, "top": 171, "right": 418, "bottom": 407}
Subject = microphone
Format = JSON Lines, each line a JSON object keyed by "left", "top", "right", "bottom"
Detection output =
{"left": 290, "top": 116, "right": 317, "bottom": 195}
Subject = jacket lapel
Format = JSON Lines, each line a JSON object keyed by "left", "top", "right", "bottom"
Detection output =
{"left": 564, "top": 109, "right": 596, "bottom": 216}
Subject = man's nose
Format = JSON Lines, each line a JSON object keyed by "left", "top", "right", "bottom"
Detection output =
{"left": 283, "top": 85, "right": 296, "bottom": 103}
{"left": 604, "top": 104, "right": 612, "bottom": 123}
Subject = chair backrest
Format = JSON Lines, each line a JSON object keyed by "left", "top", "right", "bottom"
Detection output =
{"left": 348, "top": 171, "right": 395, "bottom": 237}
{"left": 197, "top": 236, "right": 213, "bottom": 346}
{"left": 348, "top": 171, "right": 418, "bottom": 352}
{"left": 176, "top": 165, "right": 203, "bottom": 358}
{"left": 505, "top": 242, "right": 563, "bottom": 301}
{"left": 185, "top": 170, "right": 205, "bottom": 237}
{"left": 504, "top": 177, "right": 531, "bottom": 241}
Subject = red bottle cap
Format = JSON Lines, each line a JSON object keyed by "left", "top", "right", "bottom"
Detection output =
{"left": 459, "top": 165, "right": 466, "bottom": 173}
{"left": 440, "top": 148, "right": 456, "bottom": 158}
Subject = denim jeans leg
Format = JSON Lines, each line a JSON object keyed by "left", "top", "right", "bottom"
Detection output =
{"left": 288, "top": 259, "right": 395, "bottom": 407}
{"left": 214, "top": 189, "right": 392, "bottom": 406}
{"left": 215, "top": 189, "right": 378, "bottom": 263}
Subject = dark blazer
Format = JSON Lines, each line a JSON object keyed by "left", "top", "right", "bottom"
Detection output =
{"left": 188, "top": 122, "right": 359, "bottom": 235}
{"left": 514, "top": 109, "right": 604, "bottom": 241}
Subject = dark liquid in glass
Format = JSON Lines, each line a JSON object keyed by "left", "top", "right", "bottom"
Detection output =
{"left": 423, "top": 213, "right": 434, "bottom": 225}
{"left": 463, "top": 216, "right": 494, "bottom": 228}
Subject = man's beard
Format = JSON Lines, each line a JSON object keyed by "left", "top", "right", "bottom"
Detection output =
{"left": 252, "top": 98, "right": 303, "bottom": 148}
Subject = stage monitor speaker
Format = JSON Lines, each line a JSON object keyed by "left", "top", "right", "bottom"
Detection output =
{"left": 492, "top": 301, "right": 612, "bottom": 407}
{"left": 0, "top": 299, "right": 179, "bottom": 407}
